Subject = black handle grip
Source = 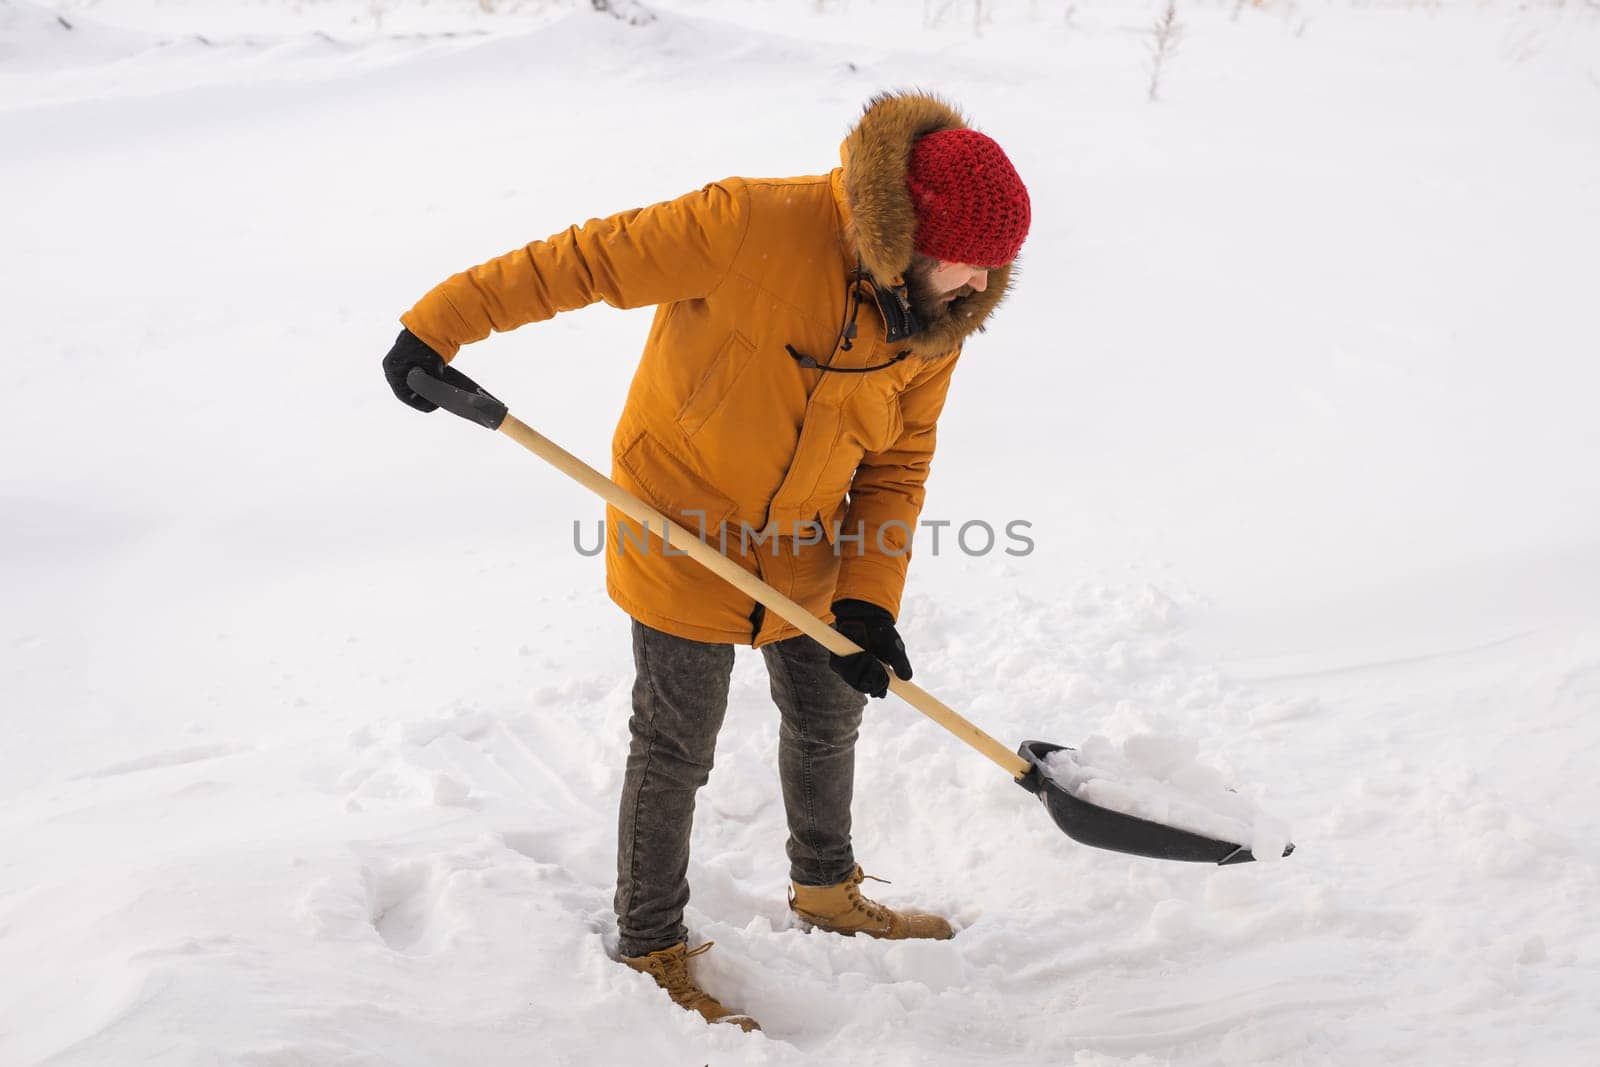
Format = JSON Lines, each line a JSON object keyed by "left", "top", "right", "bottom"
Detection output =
{"left": 407, "top": 365, "right": 508, "bottom": 431}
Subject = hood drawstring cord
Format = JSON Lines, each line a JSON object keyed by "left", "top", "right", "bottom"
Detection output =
{"left": 786, "top": 259, "right": 911, "bottom": 374}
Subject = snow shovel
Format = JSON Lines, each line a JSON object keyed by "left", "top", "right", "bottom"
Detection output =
{"left": 405, "top": 367, "right": 1293, "bottom": 866}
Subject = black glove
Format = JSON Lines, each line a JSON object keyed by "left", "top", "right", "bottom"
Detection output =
{"left": 828, "top": 598, "right": 912, "bottom": 699}
{"left": 382, "top": 328, "right": 455, "bottom": 413}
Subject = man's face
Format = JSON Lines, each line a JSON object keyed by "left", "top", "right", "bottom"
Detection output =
{"left": 905, "top": 255, "right": 992, "bottom": 328}
{"left": 924, "top": 260, "right": 990, "bottom": 302}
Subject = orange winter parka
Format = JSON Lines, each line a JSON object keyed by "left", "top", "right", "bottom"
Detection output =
{"left": 401, "top": 93, "right": 1015, "bottom": 647}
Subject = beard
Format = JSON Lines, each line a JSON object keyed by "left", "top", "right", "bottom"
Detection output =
{"left": 904, "top": 257, "right": 975, "bottom": 335}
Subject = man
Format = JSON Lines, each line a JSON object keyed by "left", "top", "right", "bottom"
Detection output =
{"left": 382, "top": 90, "right": 1029, "bottom": 1032}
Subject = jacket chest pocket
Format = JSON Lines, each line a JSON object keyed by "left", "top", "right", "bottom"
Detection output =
{"left": 842, "top": 374, "right": 907, "bottom": 454}
{"left": 678, "top": 330, "right": 758, "bottom": 438}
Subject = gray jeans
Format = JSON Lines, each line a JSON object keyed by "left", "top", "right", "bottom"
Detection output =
{"left": 615, "top": 619, "right": 867, "bottom": 957}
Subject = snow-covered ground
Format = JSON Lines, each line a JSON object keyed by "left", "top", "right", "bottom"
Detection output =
{"left": 3, "top": 0, "right": 1598, "bottom": 1062}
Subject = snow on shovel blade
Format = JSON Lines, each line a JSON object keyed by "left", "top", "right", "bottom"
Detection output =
{"left": 1015, "top": 740, "right": 1295, "bottom": 866}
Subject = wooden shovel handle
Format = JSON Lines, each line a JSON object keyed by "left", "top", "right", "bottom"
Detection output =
{"left": 496, "top": 413, "right": 1031, "bottom": 779}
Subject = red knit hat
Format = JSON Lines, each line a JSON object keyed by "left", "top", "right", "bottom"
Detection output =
{"left": 905, "top": 128, "right": 1031, "bottom": 268}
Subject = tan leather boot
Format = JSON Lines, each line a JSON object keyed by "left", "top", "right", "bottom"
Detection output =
{"left": 621, "top": 941, "right": 760, "bottom": 1032}
{"left": 788, "top": 866, "right": 954, "bottom": 940}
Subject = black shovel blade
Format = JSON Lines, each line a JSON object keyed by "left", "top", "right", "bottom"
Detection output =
{"left": 1015, "top": 740, "right": 1295, "bottom": 866}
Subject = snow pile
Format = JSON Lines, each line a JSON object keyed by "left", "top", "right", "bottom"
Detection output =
{"left": 1042, "top": 736, "right": 1293, "bottom": 860}
{"left": 0, "top": 0, "right": 154, "bottom": 69}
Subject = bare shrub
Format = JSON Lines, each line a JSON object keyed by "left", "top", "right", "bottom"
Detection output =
{"left": 1147, "top": 0, "right": 1185, "bottom": 103}
{"left": 592, "top": 0, "right": 654, "bottom": 25}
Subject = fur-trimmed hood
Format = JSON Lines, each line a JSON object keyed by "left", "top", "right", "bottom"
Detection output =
{"left": 838, "top": 91, "right": 1017, "bottom": 357}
